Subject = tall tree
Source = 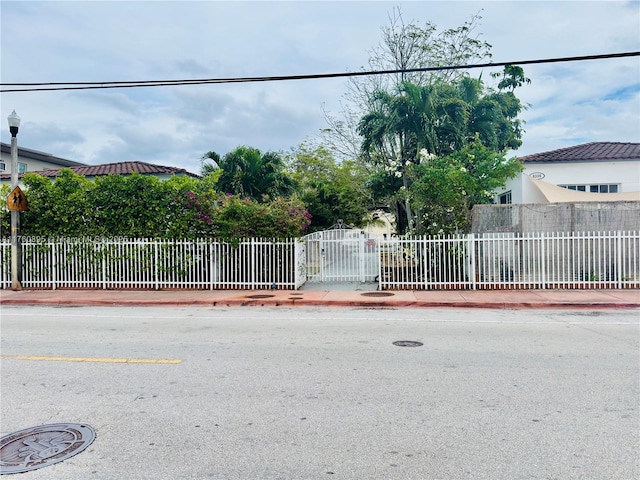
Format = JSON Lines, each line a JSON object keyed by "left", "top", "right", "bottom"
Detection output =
{"left": 358, "top": 83, "right": 441, "bottom": 230}
{"left": 321, "top": 7, "right": 492, "bottom": 162}
{"left": 358, "top": 73, "right": 527, "bottom": 233}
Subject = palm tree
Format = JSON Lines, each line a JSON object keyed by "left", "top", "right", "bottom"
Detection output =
{"left": 201, "top": 150, "right": 221, "bottom": 176}
{"left": 203, "top": 146, "right": 294, "bottom": 200}
{"left": 358, "top": 83, "right": 443, "bottom": 231}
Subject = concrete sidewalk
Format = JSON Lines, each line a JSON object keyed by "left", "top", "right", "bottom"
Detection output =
{"left": 1, "top": 287, "right": 639, "bottom": 309}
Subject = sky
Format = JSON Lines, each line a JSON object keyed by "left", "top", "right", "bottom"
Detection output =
{"left": 1, "top": 1, "right": 639, "bottom": 176}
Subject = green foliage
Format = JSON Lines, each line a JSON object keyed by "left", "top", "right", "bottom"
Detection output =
{"left": 202, "top": 146, "right": 294, "bottom": 201}
{"left": 319, "top": 10, "right": 529, "bottom": 235}
{"left": 185, "top": 192, "right": 311, "bottom": 239}
{"left": 286, "top": 143, "right": 371, "bottom": 230}
{"left": 21, "top": 170, "right": 93, "bottom": 236}
{"left": 0, "top": 183, "right": 11, "bottom": 236}
{"left": 87, "top": 173, "right": 168, "bottom": 237}
{"left": 408, "top": 140, "right": 523, "bottom": 234}
{"left": 8, "top": 169, "right": 311, "bottom": 240}
{"left": 359, "top": 77, "right": 526, "bottom": 164}
{"left": 491, "top": 65, "right": 531, "bottom": 92}
{"left": 357, "top": 75, "right": 527, "bottom": 233}
{"left": 321, "top": 8, "right": 494, "bottom": 163}
{"left": 201, "top": 150, "right": 221, "bottom": 176}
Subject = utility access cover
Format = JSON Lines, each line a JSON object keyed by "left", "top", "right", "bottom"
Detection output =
{"left": 393, "top": 341, "right": 424, "bottom": 347}
{"left": 0, "top": 423, "right": 95, "bottom": 475}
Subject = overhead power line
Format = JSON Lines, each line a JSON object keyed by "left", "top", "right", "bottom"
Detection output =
{"left": 1, "top": 51, "right": 638, "bottom": 93}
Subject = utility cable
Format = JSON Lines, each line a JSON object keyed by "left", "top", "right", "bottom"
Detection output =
{"left": 1, "top": 51, "right": 638, "bottom": 93}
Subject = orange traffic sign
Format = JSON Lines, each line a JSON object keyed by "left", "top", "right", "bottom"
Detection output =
{"left": 7, "top": 186, "right": 28, "bottom": 211}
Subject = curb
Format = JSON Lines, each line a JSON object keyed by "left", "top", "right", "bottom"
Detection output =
{"left": 1, "top": 297, "right": 639, "bottom": 309}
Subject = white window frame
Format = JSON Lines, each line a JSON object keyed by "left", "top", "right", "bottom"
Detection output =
{"left": 559, "top": 184, "right": 619, "bottom": 193}
{"left": 499, "top": 191, "right": 512, "bottom": 204}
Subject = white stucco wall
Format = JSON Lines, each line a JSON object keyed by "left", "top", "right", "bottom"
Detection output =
{"left": 0, "top": 151, "right": 73, "bottom": 174}
{"left": 498, "top": 159, "right": 640, "bottom": 203}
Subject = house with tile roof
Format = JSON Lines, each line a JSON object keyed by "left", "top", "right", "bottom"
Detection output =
{"left": 0, "top": 160, "right": 199, "bottom": 183}
{"left": 0, "top": 142, "right": 86, "bottom": 177}
{"left": 1, "top": 142, "right": 199, "bottom": 184}
{"left": 496, "top": 142, "right": 640, "bottom": 204}
{"left": 0, "top": 146, "right": 199, "bottom": 185}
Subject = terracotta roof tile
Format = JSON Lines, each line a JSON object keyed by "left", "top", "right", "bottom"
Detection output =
{"left": 518, "top": 142, "right": 640, "bottom": 163}
{"left": 1, "top": 161, "right": 199, "bottom": 180}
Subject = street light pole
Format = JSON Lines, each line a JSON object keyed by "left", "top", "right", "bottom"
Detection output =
{"left": 8, "top": 110, "right": 22, "bottom": 290}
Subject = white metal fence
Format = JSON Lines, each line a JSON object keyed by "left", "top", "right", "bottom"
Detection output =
{"left": 1, "top": 232, "right": 638, "bottom": 290}
{"left": 0, "top": 238, "right": 306, "bottom": 290}
{"left": 305, "top": 229, "right": 379, "bottom": 282}
{"left": 379, "top": 231, "right": 640, "bottom": 290}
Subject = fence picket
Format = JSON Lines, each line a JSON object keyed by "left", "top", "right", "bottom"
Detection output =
{"left": 1, "top": 237, "right": 302, "bottom": 290}
{"left": 378, "top": 231, "right": 639, "bottom": 291}
{"left": 0, "top": 232, "right": 638, "bottom": 290}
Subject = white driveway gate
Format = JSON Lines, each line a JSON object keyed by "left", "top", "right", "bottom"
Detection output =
{"left": 304, "top": 227, "right": 381, "bottom": 282}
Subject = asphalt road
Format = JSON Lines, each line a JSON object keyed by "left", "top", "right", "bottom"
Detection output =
{"left": 1, "top": 306, "right": 638, "bottom": 480}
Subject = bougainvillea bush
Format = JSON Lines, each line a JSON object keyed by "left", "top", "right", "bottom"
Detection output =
{"left": 2, "top": 170, "right": 311, "bottom": 240}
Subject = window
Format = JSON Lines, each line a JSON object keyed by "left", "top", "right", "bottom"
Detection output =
{"left": 0, "top": 162, "right": 5, "bottom": 171}
{"left": 499, "top": 191, "right": 512, "bottom": 204}
{"left": 561, "top": 185, "right": 586, "bottom": 191}
{"left": 590, "top": 184, "right": 618, "bottom": 193}
{"left": 18, "top": 162, "right": 27, "bottom": 173}
{"left": 559, "top": 184, "right": 619, "bottom": 193}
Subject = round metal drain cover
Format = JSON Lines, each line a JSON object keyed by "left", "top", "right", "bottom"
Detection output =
{"left": 0, "top": 423, "right": 95, "bottom": 475}
{"left": 393, "top": 340, "right": 424, "bottom": 347}
{"left": 361, "top": 292, "right": 394, "bottom": 297}
{"left": 246, "top": 294, "right": 275, "bottom": 299}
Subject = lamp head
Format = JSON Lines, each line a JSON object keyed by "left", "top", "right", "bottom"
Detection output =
{"left": 8, "top": 110, "right": 20, "bottom": 137}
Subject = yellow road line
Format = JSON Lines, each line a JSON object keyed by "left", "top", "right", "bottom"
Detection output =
{"left": 1, "top": 355, "right": 182, "bottom": 364}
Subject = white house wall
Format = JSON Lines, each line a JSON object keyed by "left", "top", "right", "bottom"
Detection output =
{"left": 0, "top": 151, "right": 72, "bottom": 174}
{"left": 499, "top": 160, "right": 640, "bottom": 204}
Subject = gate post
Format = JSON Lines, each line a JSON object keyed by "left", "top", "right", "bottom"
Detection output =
{"left": 468, "top": 233, "right": 476, "bottom": 290}
{"left": 319, "top": 238, "right": 325, "bottom": 282}
{"left": 52, "top": 239, "right": 57, "bottom": 290}
{"left": 616, "top": 231, "right": 622, "bottom": 289}
{"left": 359, "top": 232, "right": 365, "bottom": 282}
{"left": 377, "top": 237, "right": 383, "bottom": 290}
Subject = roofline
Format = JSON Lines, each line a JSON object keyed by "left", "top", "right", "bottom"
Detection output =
{"left": 517, "top": 141, "right": 640, "bottom": 163}
{"left": 0, "top": 142, "right": 86, "bottom": 168}
{"left": 518, "top": 157, "right": 639, "bottom": 163}
{"left": 0, "top": 161, "right": 201, "bottom": 180}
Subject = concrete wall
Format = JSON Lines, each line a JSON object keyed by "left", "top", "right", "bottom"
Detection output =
{"left": 472, "top": 201, "right": 640, "bottom": 234}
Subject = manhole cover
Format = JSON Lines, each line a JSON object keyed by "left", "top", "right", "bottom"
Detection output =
{"left": 0, "top": 423, "right": 96, "bottom": 475}
{"left": 361, "top": 292, "right": 394, "bottom": 297}
{"left": 246, "top": 294, "right": 275, "bottom": 299}
{"left": 393, "top": 340, "right": 424, "bottom": 347}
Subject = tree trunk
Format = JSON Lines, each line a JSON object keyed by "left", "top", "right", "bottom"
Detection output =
{"left": 402, "top": 172, "right": 414, "bottom": 232}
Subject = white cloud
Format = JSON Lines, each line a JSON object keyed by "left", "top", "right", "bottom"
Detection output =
{"left": 1, "top": 1, "right": 638, "bottom": 174}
